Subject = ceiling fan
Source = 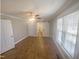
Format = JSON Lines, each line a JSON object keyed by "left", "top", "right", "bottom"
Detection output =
{"left": 25, "top": 11, "right": 41, "bottom": 19}
{"left": 18, "top": 11, "right": 41, "bottom": 19}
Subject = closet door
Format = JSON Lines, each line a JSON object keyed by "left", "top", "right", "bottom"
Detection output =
{"left": 1, "top": 20, "right": 15, "bottom": 54}
{"left": 37, "top": 22, "right": 49, "bottom": 37}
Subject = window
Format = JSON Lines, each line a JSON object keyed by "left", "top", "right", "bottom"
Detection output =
{"left": 57, "top": 11, "right": 79, "bottom": 57}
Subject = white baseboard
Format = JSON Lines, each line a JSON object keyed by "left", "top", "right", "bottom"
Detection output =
{"left": 0, "top": 47, "right": 15, "bottom": 54}
{"left": 15, "top": 36, "right": 28, "bottom": 44}
{"left": 0, "top": 36, "right": 28, "bottom": 54}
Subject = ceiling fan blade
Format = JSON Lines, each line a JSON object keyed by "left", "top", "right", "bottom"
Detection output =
{"left": 36, "top": 17, "right": 41, "bottom": 19}
{"left": 35, "top": 15, "right": 39, "bottom": 17}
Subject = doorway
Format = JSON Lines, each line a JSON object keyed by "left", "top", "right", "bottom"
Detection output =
{"left": 37, "top": 22, "right": 49, "bottom": 37}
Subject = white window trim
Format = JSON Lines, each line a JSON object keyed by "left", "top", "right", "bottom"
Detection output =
{"left": 56, "top": 11, "right": 79, "bottom": 59}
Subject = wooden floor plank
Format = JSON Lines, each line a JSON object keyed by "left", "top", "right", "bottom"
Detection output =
{"left": 1, "top": 37, "right": 58, "bottom": 59}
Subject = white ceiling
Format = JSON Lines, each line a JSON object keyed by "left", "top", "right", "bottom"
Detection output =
{"left": 1, "top": 0, "right": 77, "bottom": 21}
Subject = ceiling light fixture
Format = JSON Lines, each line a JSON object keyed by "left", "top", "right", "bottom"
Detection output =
{"left": 29, "top": 15, "right": 36, "bottom": 23}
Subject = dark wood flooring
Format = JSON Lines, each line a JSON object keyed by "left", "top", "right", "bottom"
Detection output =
{"left": 1, "top": 37, "right": 61, "bottom": 59}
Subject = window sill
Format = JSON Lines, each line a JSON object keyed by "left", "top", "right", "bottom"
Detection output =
{"left": 54, "top": 40, "right": 73, "bottom": 59}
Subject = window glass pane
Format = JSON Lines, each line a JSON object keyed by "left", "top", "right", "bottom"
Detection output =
{"left": 63, "top": 11, "right": 79, "bottom": 35}
{"left": 57, "top": 11, "right": 79, "bottom": 57}
{"left": 57, "top": 18, "right": 63, "bottom": 31}
{"left": 57, "top": 31, "right": 62, "bottom": 43}
{"left": 64, "top": 33, "right": 76, "bottom": 56}
{"left": 61, "top": 32, "right": 65, "bottom": 44}
{"left": 65, "top": 33, "right": 76, "bottom": 44}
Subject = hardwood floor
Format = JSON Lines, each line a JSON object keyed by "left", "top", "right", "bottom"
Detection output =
{"left": 1, "top": 37, "right": 60, "bottom": 59}
{"left": 1, "top": 49, "right": 15, "bottom": 59}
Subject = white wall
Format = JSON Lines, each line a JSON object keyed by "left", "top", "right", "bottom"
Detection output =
{"left": 27, "top": 21, "right": 49, "bottom": 37}
{"left": 28, "top": 22, "right": 37, "bottom": 36}
{"left": 0, "top": 16, "right": 28, "bottom": 53}
{"left": 0, "top": 20, "right": 1, "bottom": 54}
{"left": 49, "top": 19, "right": 57, "bottom": 39}
{"left": 11, "top": 19, "right": 28, "bottom": 44}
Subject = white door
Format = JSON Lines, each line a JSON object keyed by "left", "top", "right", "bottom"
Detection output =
{"left": 37, "top": 22, "right": 49, "bottom": 37}
{"left": 1, "top": 20, "right": 15, "bottom": 54}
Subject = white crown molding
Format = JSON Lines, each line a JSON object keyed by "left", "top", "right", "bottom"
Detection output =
{"left": 0, "top": 13, "right": 24, "bottom": 20}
